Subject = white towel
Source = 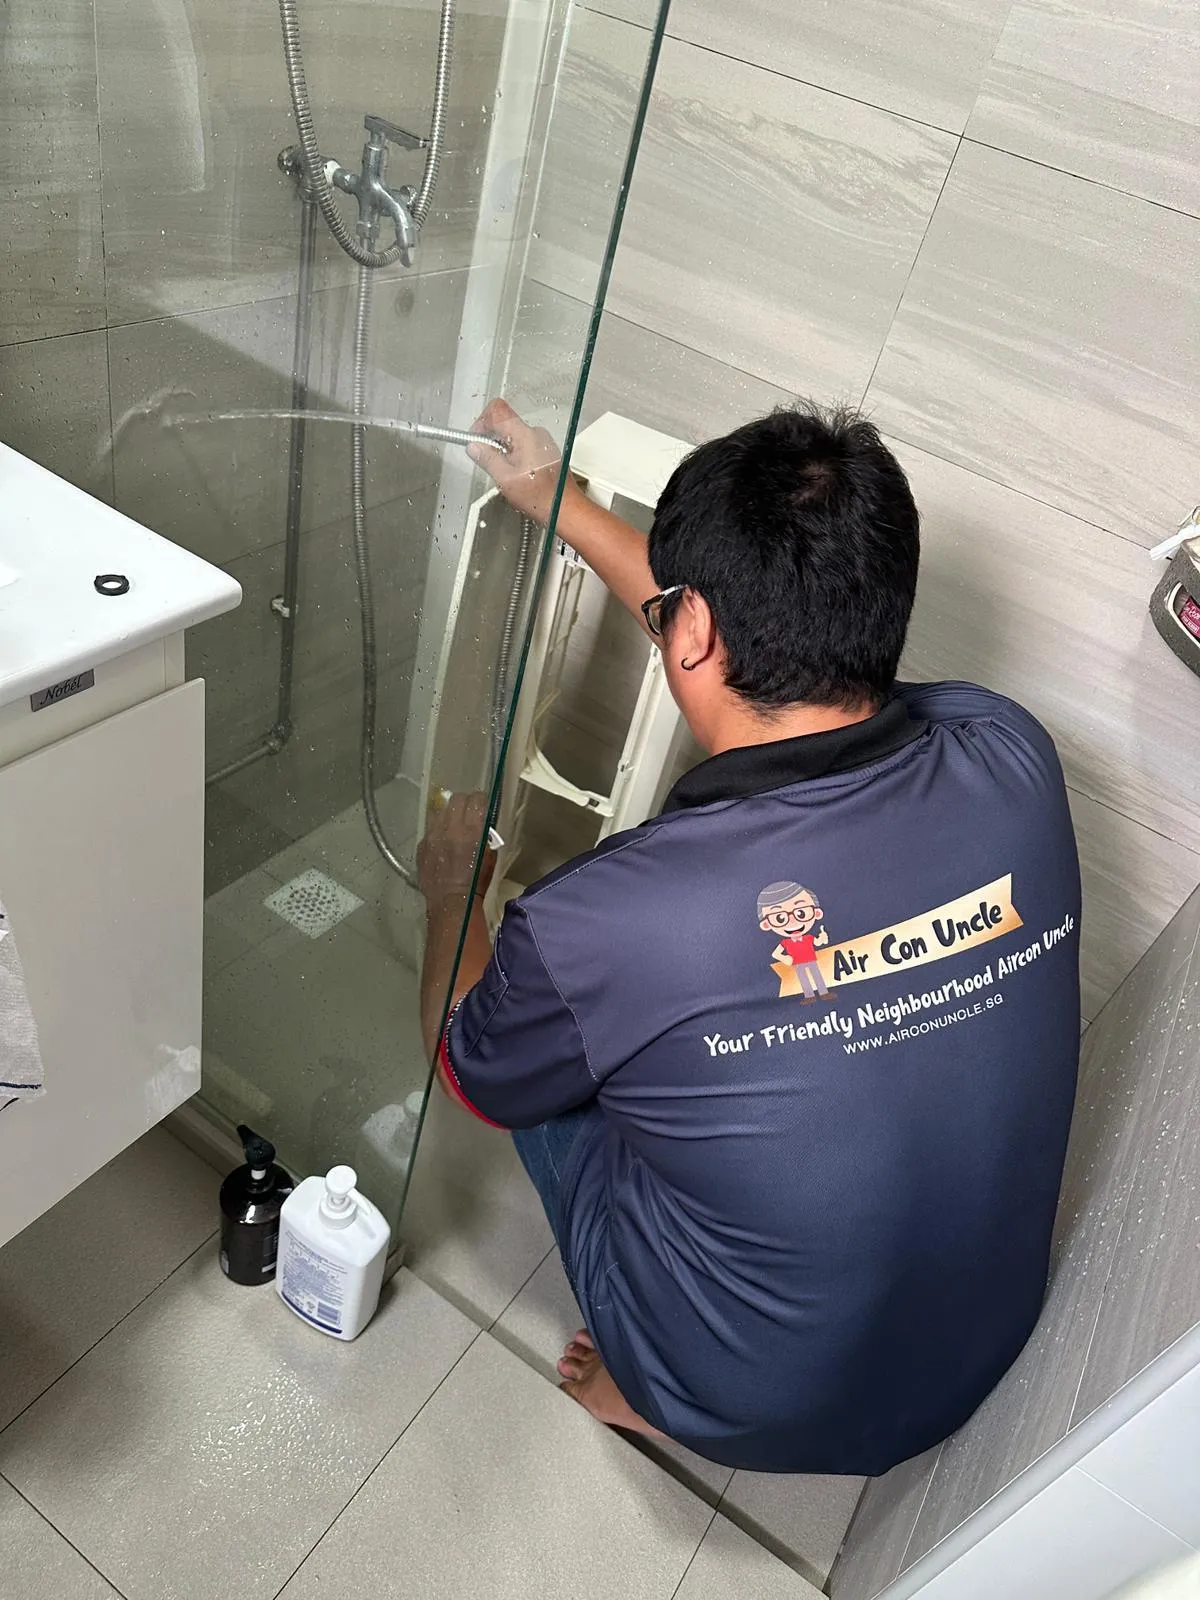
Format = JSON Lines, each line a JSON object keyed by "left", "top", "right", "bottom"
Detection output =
{"left": 0, "top": 900, "right": 44, "bottom": 1100}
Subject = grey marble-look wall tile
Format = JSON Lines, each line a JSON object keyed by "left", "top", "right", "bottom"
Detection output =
{"left": 0, "top": 330, "right": 112, "bottom": 501}
{"left": 529, "top": 16, "right": 957, "bottom": 399}
{"left": 665, "top": 0, "right": 1013, "bottom": 134}
{"left": 1072, "top": 888, "right": 1200, "bottom": 1423}
{"left": 109, "top": 298, "right": 294, "bottom": 569}
{"left": 967, "top": 0, "right": 1200, "bottom": 217}
{"left": 827, "top": 1445, "right": 940, "bottom": 1600}
{"left": 0, "top": 0, "right": 106, "bottom": 347}
{"left": 1068, "top": 790, "right": 1200, "bottom": 1020}
{"left": 95, "top": 0, "right": 503, "bottom": 325}
{"left": 510, "top": 284, "right": 793, "bottom": 440}
{"left": 894, "top": 439, "right": 1200, "bottom": 886}
{"left": 867, "top": 142, "right": 1200, "bottom": 548}
{"left": 902, "top": 895, "right": 1199, "bottom": 1568}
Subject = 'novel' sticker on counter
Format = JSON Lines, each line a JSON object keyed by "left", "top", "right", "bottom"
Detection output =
{"left": 30, "top": 670, "right": 95, "bottom": 712}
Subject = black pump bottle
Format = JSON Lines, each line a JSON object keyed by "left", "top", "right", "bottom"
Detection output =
{"left": 219, "top": 1125, "right": 294, "bottom": 1285}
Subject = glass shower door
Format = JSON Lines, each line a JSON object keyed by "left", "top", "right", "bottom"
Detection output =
{"left": 171, "top": 0, "right": 673, "bottom": 1232}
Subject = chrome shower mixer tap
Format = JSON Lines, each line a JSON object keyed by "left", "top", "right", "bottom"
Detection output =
{"left": 287, "top": 114, "right": 428, "bottom": 267}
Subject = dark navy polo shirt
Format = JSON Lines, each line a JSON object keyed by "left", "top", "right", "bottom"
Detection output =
{"left": 444, "top": 683, "right": 1082, "bottom": 1474}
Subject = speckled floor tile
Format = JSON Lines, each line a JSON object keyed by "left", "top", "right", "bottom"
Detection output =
{"left": 0, "top": 1258, "right": 477, "bottom": 1600}
{"left": 278, "top": 1332, "right": 712, "bottom": 1600}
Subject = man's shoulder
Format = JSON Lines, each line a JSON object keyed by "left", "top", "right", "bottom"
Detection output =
{"left": 899, "top": 680, "right": 1057, "bottom": 755}
{"left": 512, "top": 815, "right": 671, "bottom": 918}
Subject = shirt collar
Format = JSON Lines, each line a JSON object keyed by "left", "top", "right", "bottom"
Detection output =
{"left": 660, "top": 696, "right": 928, "bottom": 813}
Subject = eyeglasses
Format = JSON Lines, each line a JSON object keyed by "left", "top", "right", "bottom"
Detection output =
{"left": 641, "top": 584, "right": 685, "bottom": 638}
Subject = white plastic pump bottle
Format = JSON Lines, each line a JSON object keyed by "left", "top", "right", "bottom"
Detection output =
{"left": 275, "top": 1165, "right": 389, "bottom": 1340}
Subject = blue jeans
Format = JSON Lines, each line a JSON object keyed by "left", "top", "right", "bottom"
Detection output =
{"left": 511, "top": 1103, "right": 602, "bottom": 1260}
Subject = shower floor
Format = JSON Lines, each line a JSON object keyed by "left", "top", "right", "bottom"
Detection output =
{"left": 201, "top": 777, "right": 429, "bottom": 1207}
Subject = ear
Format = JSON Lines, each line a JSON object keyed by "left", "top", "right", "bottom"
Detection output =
{"left": 676, "top": 590, "right": 719, "bottom": 670}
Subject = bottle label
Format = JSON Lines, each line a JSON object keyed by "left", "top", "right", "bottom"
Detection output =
{"left": 279, "top": 1235, "right": 348, "bottom": 1333}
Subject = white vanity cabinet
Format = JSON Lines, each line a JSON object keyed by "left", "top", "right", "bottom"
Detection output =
{"left": 0, "top": 445, "right": 240, "bottom": 1247}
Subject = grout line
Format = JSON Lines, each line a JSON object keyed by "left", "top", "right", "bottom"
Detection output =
{"left": 897, "top": 1444, "right": 946, "bottom": 1576}
{"left": 857, "top": 133, "right": 964, "bottom": 413}
{"left": 486, "top": 1242, "right": 559, "bottom": 1332}
{"left": 1063, "top": 780, "right": 1200, "bottom": 860}
{"left": 873, "top": 422, "right": 1160, "bottom": 555}
{"left": 0, "top": 1229, "right": 219, "bottom": 1444}
{"left": 268, "top": 1327, "right": 486, "bottom": 1600}
{"left": 0, "top": 1475, "right": 132, "bottom": 1599}
{"left": 579, "top": 5, "right": 963, "bottom": 140}
{"left": 959, "top": 135, "right": 1200, "bottom": 227}
{"left": 666, "top": 1505, "right": 721, "bottom": 1600}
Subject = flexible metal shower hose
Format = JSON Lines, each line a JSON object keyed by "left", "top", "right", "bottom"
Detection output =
{"left": 281, "top": 0, "right": 535, "bottom": 886}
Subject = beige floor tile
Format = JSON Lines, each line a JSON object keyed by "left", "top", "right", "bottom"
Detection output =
{"left": 676, "top": 1514, "right": 824, "bottom": 1600}
{"left": 204, "top": 867, "right": 285, "bottom": 979}
{"left": 666, "top": 0, "right": 1012, "bottom": 133}
{"left": 531, "top": 18, "right": 957, "bottom": 400}
{"left": 967, "top": 0, "right": 1200, "bottom": 216}
{"left": 278, "top": 1332, "right": 712, "bottom": 1600}
{"left": 494, "top": 1250, "right": 735, "bottom": 1505}
{"left": 0, "top": 1128, "right": 216, "bottom": 1432}
{"left": 202, "top": 918, "right": 426, "bottom": 1211}
{"left": 400, "top": 1087, "right": 555, "bottom": 1325}
{"left": 0, "top": 1478, "right": 120, "bottom": 1600}
{"left": 720, "top": 1468, "right": 865, "bottom": 1590}
{"left": 867, "top": 142, "right": 1200, "bottom": 548}
{"left": 0, "top": 1260, "right": 477, "bottom": 1600}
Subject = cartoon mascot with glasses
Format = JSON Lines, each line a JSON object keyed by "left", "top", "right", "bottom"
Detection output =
{"left": 757, "top": 881, "right": 836, "bottom": 1003}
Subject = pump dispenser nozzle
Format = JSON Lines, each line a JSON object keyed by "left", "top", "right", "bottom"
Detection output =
{"left": 237, "top": 1124, "right": 277, "bottom": 1181}
{"left": 320, "top": 1165, "right": 359, "bottom": 1227}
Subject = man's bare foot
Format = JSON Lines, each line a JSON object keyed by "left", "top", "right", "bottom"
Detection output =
{"left": 556, "top": 1329, "right": 666, "bottom": 1441}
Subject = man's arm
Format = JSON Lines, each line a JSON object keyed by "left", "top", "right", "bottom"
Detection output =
{"left": 468, "top": 398, "right": 660, "bottom": 637}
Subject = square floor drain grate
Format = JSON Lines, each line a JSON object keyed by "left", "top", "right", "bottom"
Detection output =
{"left": 265, "top": 870, "right": 364, "bottom": 939}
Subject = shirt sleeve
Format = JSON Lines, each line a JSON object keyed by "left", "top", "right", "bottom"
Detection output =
{"left": 440, "top": 899, "right": 596, "bottom": 1130}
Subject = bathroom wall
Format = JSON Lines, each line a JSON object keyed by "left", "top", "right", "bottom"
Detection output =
{"left": 517, "top": 0, "right": 1200, "bottom": 1022}
{"left": 830, "top": 877, "right": 1200, "bottom": 1598}
{"left": 0, "top": 0, "right": 510, "bottom": 887}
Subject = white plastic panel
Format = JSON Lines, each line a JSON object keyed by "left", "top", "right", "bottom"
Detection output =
{"left": 896, "top": 1468, "right": 1190, "bottom": 1600}
{"left": 1079, "top": 1359, "right": 1200, "bottom": 1547}
{"left": 0, "top": 681, "right": 206, "bottom": 1246}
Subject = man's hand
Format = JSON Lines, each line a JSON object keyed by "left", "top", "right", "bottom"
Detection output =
{"left": 417, "top": 792, "right": 495, "bottom": 909}
{"left": 467, "top": 398, "right": 583, "bottom": 528}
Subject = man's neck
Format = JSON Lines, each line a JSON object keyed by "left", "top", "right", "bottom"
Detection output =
{"left": 707, "top": 697, "right": 879, "bottom": 757}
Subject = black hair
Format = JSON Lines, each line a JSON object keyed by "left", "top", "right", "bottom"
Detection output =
{"left": 648, "top": 402, "right": 920, "bottom": 711}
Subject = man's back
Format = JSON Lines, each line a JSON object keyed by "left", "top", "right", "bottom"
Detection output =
{"left": 449, "top": 683, "right": 1081, "bottom": 1472}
